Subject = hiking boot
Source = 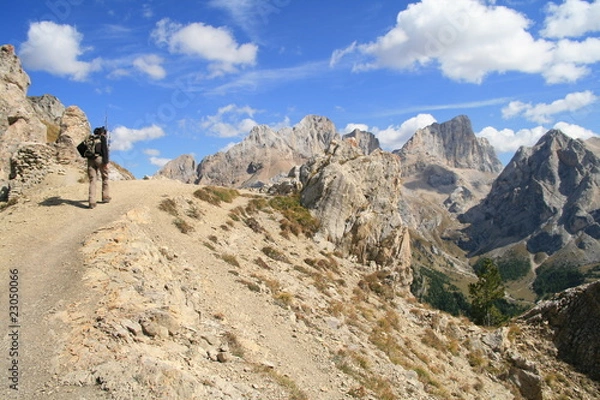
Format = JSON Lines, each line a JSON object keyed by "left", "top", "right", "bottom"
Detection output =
{"left": 102, "top": 196, "right": 111, "bottom": 203}
{"left": 89, "top": 203, "right": 97, "bottom": 209}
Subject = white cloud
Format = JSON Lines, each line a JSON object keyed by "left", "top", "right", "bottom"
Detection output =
{"left": 478, "top": 126, "right": 547, "bottom": 153}
{"left": 343, "top": 123, "right": 370, "bottom": 133}
{"left": 143, "top": 148, "right": 161, "bottom": 157}
{"left": 542, "top": 0, "right": 600, "bottom": 38}
{"left": 143, "top": 148, "right": 170, "bottom": 167}
{"left": 19, "top": 21, "right": 101, "bottom": 81}
{"left": 502, "top": 91, "right": 597, "bottom": 124}
{"left": 330, "top": 0, "right": 600, "bottom": 84}
{"left": 478, "top": 121, "right": 598, "bottom": 153}
{"left": 200, "top": 104, "right": 260, "bottom": 138}
{"left": 208, "top": 0, "right": 285, "bottom": 38}
{"left": 133, "top": 54, "right": 166, "bottom": 80}
{"left": 149, "top": 156, "right": 171, "bottom": 167}
{"left": 111, "top": 125, "right": 165, "bottom": 151}
{"left": 151, "top": 18, "right": 257, "bottom": 77}
{"left": 344, "top": 114, "right": 437, "bottom": 151}
{"left": 553, "top": 121, "right": 597, "bottom": 140}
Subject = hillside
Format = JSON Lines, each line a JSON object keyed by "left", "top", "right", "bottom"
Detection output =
{"left": 1, "top": 166, "right": 599, "bottom": 400}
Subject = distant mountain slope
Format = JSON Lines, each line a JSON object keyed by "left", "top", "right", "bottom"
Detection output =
{"left": 195, "top": 115, "right": 340, "bottom": 188}
{"left": 459, "top": 129, "right": 600, "bottom": 267}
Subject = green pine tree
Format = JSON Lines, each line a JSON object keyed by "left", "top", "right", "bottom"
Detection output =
{"left": 469, "top": 258, "right": 506, "bottom": 326}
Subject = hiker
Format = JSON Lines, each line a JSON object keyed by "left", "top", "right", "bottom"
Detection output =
{"left": 78, "top": 126, "right": 111, "bottom": 209}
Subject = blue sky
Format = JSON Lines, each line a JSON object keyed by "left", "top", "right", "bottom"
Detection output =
{"left": 2, "top": 0, "right": 599, "bottom": 178}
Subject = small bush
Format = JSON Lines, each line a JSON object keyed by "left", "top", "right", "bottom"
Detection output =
{"left": 194, "top": 186, "right": 239, "bottom": 206}
{"left": 262, "top": 246, "right": 291, "bottom": 264}
{"left": 221, "top": 253, "right": 240, "bottom": 267}
{"left": 254, "top": 257, "right": 271, "bottom": 270}
{"left": 174, "top": 218, "right": 194, "bottom": 234}
{"left": 268, "top": 195, "right": 320, "bottom": 238}
{"left": 159, "top": 198, "right": 178, "bottom": 216}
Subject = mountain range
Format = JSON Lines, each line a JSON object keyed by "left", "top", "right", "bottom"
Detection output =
{"left": 2, "top": 43, "right": 600, "bottom": 399}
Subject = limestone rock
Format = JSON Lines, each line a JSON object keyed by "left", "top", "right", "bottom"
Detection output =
{"left": 56, "top": 106, "right": 91, "bottom": 164}
{"left": 342, "top": 128, "right": 380, "bottom": 155}
{"left": 0, "top": 44, "right": 47, "bottom": 191}
{"left": 300, "top": 139, "right": 412, "bottom": 290}
{"left": 396, "top": 115, "right": 503, "bottom": 174}
{"left": 460, "top": 129, "right": 600, "bottom": 264}
{"left": 197, "top": 115, "right": 340, "bottom": 188}
{"left": 155, "top": 154, "right": 196, "bottom": 183}
{"left": 522, "top": 280, "right": 600, "bottom": 381}
{"left": 28, "top": 94, "right": 65, "bottom": 125}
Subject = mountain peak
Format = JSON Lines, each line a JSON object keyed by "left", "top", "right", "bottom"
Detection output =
{"left": 397, "top": 115, "right": 503, "bottom": 174}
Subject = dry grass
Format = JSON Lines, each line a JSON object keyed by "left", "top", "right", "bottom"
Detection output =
{"left": 221, "top": 253, "right": 240, "bottom": 267}
{"left": 194, "top": 186, "right": 239, "bottom": 206}
{"left": 158, "top": 198, "right": 178, "bottom": 216}
{"left": 261, "top": 246, "right": 291, "bottom": 264}
{"left": 173, "top": 218, "right": 194, "bottom": 234}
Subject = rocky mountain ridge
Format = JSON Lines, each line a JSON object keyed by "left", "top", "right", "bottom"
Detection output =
{"left": 0, "top": 44, "right": 133, "bottom": 201}
{"left": 459, "top": 130, "right": 600, "bottom": 266}
{"left": 2, "top": 178, "right": 600, "bottom": 399}
{"left": 2, "top": 43, "right": 600, "bottom": 399}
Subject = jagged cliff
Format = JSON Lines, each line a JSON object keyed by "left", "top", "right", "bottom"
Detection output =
{"left": 300, "top": 138, "right": 412, "bottom": 291}
{"left": 195, "top": 115, "right": 339, "bottom": 188}
{"left": 459, "top": 130, "right": 600, "bottom": 268}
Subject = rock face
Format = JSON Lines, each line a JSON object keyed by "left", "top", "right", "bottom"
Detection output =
{"left": 396, "top": 115, "right": 503, "bottom": 174}
{"left": 196, "top": 115, "right": 339, "bottom": 188}
{"left": 522, "top": 280, "right": 600, "bottom": 381}
{"left": 0, "top": 44, "right": 134, "bottom": 200}
{"left": 300, "top": 138, "right": 412, "bottom": 290}
{"left": 395, "top": 115, "right": 502, "bottom": 216}
{"left": 459, "top": 130, "right": 600, "bottom": 264}
{"left": 0, "top": 44, "right": 47, "bottom": 192}
{"left": 28, "top": 94, "right": 65, "bottom": 125}
{"left": 342, "top": 128, "right": 380, "bottom": 155}
{"left": 155, "top": 154, "right": 197, "bottom": 183}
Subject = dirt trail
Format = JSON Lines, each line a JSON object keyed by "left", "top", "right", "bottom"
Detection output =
{"left": 0, "top": 178, "right": 194, "bottom": 399}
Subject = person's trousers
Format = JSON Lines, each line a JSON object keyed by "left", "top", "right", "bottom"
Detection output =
{"left": 88, "top": 156, "right": 109, "bottom": 205}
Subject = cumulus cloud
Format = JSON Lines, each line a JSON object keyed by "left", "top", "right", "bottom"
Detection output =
{"left": 478, "top": 121, "right": 597, "bottom": 153}
{"left": 542, "top": 0, "right": 600, "bottom": 38}
{"left": 343, "top": 114, "right": 437, "bottom": 151}
{"left": 133, "top": 54, "right": 166, "bottom": 80}
{"left": 111, "top": 125, "right": 166, "bottom": 151}
{"left": 330, "top": 0, "right": 600, "bottom": 84}
{"left": 19, "top": 21, "right": 101, "bottom": 81}
{"left": 143, "top": 148, "right": 170, "bottom": 167}
{"left": 502, "top": 91, "right": 598, "bottom": 124}
{"left": 200, "top": 104, "right": 260, "bottom": 138}
{"left": 151, "top": 18, "right": 257, "bottom": 76}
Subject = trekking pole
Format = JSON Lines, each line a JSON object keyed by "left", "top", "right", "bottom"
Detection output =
{"left": 104, "top": 110, "right": 110, "bottom": 149}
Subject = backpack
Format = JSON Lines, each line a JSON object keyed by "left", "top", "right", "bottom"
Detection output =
{"left": 77, "top": 135, "right": 102, "bottom": 158}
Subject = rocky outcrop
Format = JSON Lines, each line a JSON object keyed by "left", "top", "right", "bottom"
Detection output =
{"left": 196, "top": 115, "right": 339, "bottom": 188}
{"left": 0, "top": 44, "right": 135, "bottom": 200}
{"left": 0, "top": 44, "right": 47, "bottom": 193}
{"left": 55, "top": 106, "right": 91, "bottom": 164}
{"left": 522, "top": 280, "right": 600, "bottom": 381}
{"left": 342, "top": 128, "right": 380, "bottom": 155}
{"left": 459, "top": 130, "right": 600, "bottom": 264}
{"left": 28, "top": 94, "right": 65, "bottom": 125}
{"left": 155, "top": 154, "right": 196, "bottom": 183}
{"left": 300, "top": 138, "right": 412, "bottom": 290}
